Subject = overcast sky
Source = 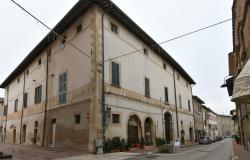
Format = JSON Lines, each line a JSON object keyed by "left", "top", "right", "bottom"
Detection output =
{"left": 0, "top": 0, "right": 234, "bottom": 115}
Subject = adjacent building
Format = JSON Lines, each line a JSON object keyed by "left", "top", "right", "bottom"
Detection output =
{"left": 216, "top": 115, "right": 235, "bottom": 137}
{"left": 222, "top": 0, "right": 250, "bottom": 150}
{"left": 192, "top": 96, "right": 205, "bottom": 141}
{"left": 0, "top": 0, "right": 195, "bottom": 152}
{"left": 0, "top": 98, "right": 4, "bottom": 142}
{"left": 206, "top": 108, "right": 218, "bottom": 140}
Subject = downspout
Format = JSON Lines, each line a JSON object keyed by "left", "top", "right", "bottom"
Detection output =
{"left": 190, "top": 84, "right": 196, "bottom": 140}
{"left": 42, "top": 49, "right": 50, "bottom": 147}
{"left": 239, "top": 104, "right": 246, "bottom": 147}
{"left": 19, "top": 72, "right": 26, "bottom": 144}
{"left": 4, "top": 87, "right": 9, "bottom": 143}
{"left": 191, "top": 85, "right": 196, "bottom": 142}
{"left": 160, "top": 98, "right": 164, "bottom": 139}
{"left": 101, "top": 11, "right": 107, "bottom": 144}
{"left": 173, "top": 69, "right": 179, "bottom": 138}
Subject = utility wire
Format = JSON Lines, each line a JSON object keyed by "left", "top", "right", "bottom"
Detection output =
{"left": 11, "top": 0, "right": 241, "bottom": 65}
{"left": 104, "top": 16, "right": 242, "bottom": 63}
{"left": 11, "top": 0, "right": 94, "bottom": 61}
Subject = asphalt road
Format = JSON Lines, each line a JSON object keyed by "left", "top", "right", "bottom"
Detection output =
{"left": 126, "top": 138, "right": 233, "bottom": 160}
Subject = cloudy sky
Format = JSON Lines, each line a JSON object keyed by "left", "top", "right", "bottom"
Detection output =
{"left": 0, "top": 0, "right": 234, "bottom": 115}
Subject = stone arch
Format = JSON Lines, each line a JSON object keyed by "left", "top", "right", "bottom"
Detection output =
{"left": 164, "top": 112, "right": 173, "bottom": 144}
{"left": 144, "top": 117, "right": 154, "bottom": 145}
{"left": 127, "top": 114, "right": 142, "bottom": 144}
{"left": 181, "top": 130, "right": 185, "bottom": 144}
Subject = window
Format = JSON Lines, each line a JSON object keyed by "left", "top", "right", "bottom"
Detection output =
{"left": 14, "top": 99, "right": 18, "bottom": 112}
{"left": 111, "top": 23, "right": 118, "bottom": 34}
{"left": 143, "top": 48, "right": 148, "bottom": 56}
{"left": 163, "top": 63, "right": 166, "bottom": 70}
{"left": 35, "top": 121, "right": 38, "bottom": 128}
{"left": 26, "top": 69, "right": 29, "bottom": 75}
{"left": 145, "top": 78, "right": 150, "bottom": 97}
{"left": 186, "top": 82, "right": 189, "bottom": 88}
{"left": 22, "top": 124, "right": 26, "bottom": 143}
{"left": 112, "top": 114, "right": 120, "bottom": 124}
{"left": 34, "top": 85, "right": 42, "bottom": 104}
{"left": 76, "top": 24, "right": 82, "bottom": 33}
{"left": 179, "top": 94, "right": 182, "bottom": 108}
{"left": 75, "top": 115, "right": 81, "bottom": 124}
{"left": 61, "top": 35, "right": 66, "bottom": 44}
{"left": 23, "top": 93, "right": 28, "bottom": 108}
{"left": 38, "top": 59, "right": 41, "bottom": 65}
{"left": 164, "top": 87, "right": 169, "bottom": 103}
{"left": 111, "top": 62, "right": 120, "bottom": 87}
{"left": 47, "top": 49, "right": 51, "bottom": 62}
{"left": 188, "top": 100, "right": 191, "bottom": 111}
{"left": 17, "top": 77, "right": 20, "bottom": 83}
{"left": 181, "top": 120, "right": 183, "bottom": 125}
{"left": 4, "top": 105, "right": 8, "bottom": 115}
{"left": 59, "top": 72, "right": 67, "bottom": 104}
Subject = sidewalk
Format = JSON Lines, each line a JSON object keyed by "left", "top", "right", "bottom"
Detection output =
{"left": 232, "top": 140, "right": 250, "bottom": 160}
{"left": 0, "top": 143, "right": 145, "bottom": 160}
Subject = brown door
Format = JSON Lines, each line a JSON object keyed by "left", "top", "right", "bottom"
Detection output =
{"left": 50, "top": 119, "right": 56, "bottom": 147}
{"left": 13, "top": 128, "right": 16, "bottom": 143}
{"left": 33, "top": 129, "right": 38, "bottom": 145}
{"left": 22, "top": 125, "right": 26, "bottom": 143}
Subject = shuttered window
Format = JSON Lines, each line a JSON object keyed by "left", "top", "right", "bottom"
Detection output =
{"left": 14, "top": 99, "right": 18, "bottom": 112}
{"left": 145, "top": 78, "right": 150, "bottom": 97}
{"left": 34, "top": 85, "right": 42, "bottom": 104}
{"left": 164, "top": 87, "right": 169, "bottom": 102}
{"left": 59, "top": 72, "right": 67, "bottom": 104}
{"left": 111, "top": 62, "right": 120, "bottom": 86}
{"left": 23, "top": 93, "right": 28, "bottom": 108}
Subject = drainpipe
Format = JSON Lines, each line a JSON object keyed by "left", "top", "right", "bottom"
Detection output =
{"left": 239, "top": 104, "right": 246, "bottom": 148}
{"left": 191, "top": 85, "right": 195, "bottom": 142}
{"left": 42, "top": 49, "right": 50, "bottom": 147}
{"left": 4, "top": 87, "right": 9, "bottom": 143}
{"left": 173, "top": 69, "right": 179, "bottom": 138}
{"left": 19, "top": 72, "right": 26, "bottom": 144}
{"left": 160, "top": 98, "right": 165, "bottom": 139}
{"left": 101, "top": 11, "right": 107, "bottom": 146}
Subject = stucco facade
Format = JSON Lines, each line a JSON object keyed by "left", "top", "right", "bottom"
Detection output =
{"left": 225, "top": 0, "right": 250, "bottom": 150}
{"left": 206, "top": 109, "right": 218, "bottom": 140}
{"left": 0, "top": 0, "right": 195, "bottom": 152}
{"left": 192, "top": 96, "right": 205, "bottom": 141}
{"left": 216, "top": 115, "right": 234, "bottom": 137}
{"left": 0, "top": 98, "right": 4, "bottom": 142}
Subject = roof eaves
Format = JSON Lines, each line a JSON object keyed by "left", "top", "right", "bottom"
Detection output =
{"left": 1, "top": 0, "right": 195, "bottom": 88}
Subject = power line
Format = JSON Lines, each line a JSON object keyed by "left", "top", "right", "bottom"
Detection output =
{"left": 104, "top": 16, "right": 242, "bottom": 63}
{"left": 11, "top": 0, "right": 241, "bottom": 65}
{"left": 11, "top": 0, "right": 94, "bottom": 61}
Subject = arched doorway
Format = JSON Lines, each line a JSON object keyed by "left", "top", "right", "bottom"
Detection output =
{"left": 164, "top": 112, "right": 172, "bottom": 144}
{"left": 181, "top": 130, "right": 185, "bottom": 144}
{"left": 128, "top": 115, "right": 142, "bottom": 144}
{"left": 144, "top": 118, "right": 153, "bottom": 145}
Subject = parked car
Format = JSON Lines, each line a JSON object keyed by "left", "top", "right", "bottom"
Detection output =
{"left": 205, "top": 137, "right": 212, "bottom": 144}
{"left": 199, "top": 138, "right": 208, "bottom": 144}
{"left": 215, "top": 136, "right": 223, "bottom": 142}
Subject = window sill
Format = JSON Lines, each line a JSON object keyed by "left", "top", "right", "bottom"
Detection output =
{"left": 111, "top": 84, "right": 121, "bottom": 88}
{"left": 145, "top": 95, "right": 151, "bottom": 98}
{"left": 164, "top": 101, "right": 169, "bottom": 105}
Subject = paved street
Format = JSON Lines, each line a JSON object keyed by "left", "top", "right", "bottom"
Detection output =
{"left": 125, "top": 139, "right": 233, "bottom": 160}
{"left": 2, "top": 138, "right": 250, "bottom": 160}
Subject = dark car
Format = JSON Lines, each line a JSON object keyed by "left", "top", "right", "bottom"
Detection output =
{"left": 205, "top": 137, "right": 212, "bottom": 144}
{"left": 215, "top": 136, "right": 223, "bottom": 142}
{"left": 199, "top": 138, "right": 208, "bottom": 144}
